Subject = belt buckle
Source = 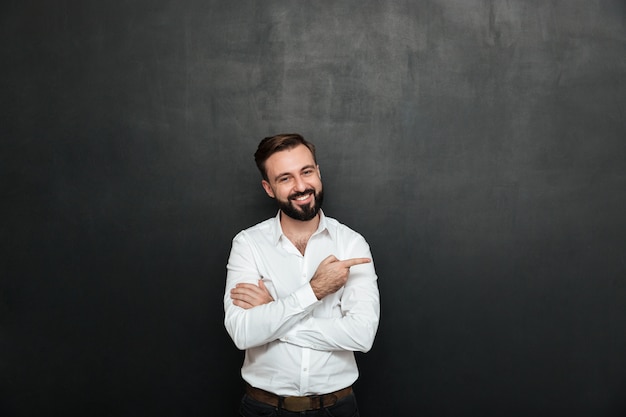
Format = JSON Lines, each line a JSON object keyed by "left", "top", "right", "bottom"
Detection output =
{"left": 283, "top": 395, "right": 312, "bottom": 412}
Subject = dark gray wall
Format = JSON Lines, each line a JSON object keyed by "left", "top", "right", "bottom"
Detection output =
{"left": 2, "top": 1, "right": 625, "bottom": 416}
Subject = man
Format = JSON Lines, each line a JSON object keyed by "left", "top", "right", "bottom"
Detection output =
{"left": 224, "top": 133, "right": 380, "bottom": 417}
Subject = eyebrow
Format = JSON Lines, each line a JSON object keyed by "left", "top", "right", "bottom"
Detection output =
{"left": 273, "top": 164, "right": 317, "bottom": 182}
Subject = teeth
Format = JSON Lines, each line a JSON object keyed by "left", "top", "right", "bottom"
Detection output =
{"left": 295, "top": 194, "right": 311, "bottom": 201}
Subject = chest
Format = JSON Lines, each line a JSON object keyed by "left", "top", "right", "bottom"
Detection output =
{"left": 253, "top": 235, "right": 341, "bottom": 299}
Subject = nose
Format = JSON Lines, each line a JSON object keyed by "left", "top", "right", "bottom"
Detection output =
{"left": 293, "top": 175, "right": 307, "bottom": 191}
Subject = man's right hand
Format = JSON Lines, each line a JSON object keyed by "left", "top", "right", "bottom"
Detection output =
{"left": 310, "top": 255, "right": 371, "bottom": 300}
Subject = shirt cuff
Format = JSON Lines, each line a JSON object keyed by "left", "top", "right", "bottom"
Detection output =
{"left": 294, "top": 283, "right": 319, "bottom": 310}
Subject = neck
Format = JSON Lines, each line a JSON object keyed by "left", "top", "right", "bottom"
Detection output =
{"left": 279, "top": 212, "right": 320, "bottom": 238}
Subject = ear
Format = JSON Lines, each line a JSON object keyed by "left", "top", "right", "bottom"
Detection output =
{"left": 261, "top": 180, "right": 275, "bottom": 198}
{"left": 317, "top": 164, "right": 321, "bottom": 179}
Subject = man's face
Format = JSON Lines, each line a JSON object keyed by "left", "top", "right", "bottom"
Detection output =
{"left": 261, "top": 144, "right": 323, "bottom": 221}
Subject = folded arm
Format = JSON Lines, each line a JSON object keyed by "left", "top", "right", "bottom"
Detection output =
{"left": 228, "top": 235, "right": 380, "bottom": 353}
{"left": 223, "top": 233, "right": 319, "bottom": 350}
{"left": 280, "top": 258, "right": 380, "bottom": 353}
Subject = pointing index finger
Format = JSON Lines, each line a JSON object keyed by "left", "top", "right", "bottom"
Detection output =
{"left": 340, "top": 257, "right": 371, "bottom": 268}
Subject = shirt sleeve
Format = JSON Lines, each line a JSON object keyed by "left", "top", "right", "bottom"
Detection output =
{"left": 279, "top": 236, "right": 381, "bottom": 353}
{"left": 223, "top": 232, "right": 320, "bottom": 350}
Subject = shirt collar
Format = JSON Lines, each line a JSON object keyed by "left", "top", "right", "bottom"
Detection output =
{"left": 271, "top": 209, "right": 330, "bottom": 245}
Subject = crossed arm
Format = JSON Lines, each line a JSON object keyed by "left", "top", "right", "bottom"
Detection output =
{"left": 230, "top": 255, "right": 371, "bottom": 308}
{"left": 224, "top": 234, "right": 379, "bottom": 352}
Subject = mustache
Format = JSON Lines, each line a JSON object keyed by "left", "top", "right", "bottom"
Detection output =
{"left": 289, "top": 189, "right": 316, "bottom": 200}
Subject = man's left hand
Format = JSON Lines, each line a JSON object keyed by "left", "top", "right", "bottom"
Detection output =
{"left": 230, "top": 280, "right": 274, "bottom": 309}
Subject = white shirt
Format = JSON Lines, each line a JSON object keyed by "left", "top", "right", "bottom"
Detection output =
{"left": 224, "top": 210, "right": 380, "bottom": 396}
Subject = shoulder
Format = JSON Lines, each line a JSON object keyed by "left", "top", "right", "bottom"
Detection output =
{"left": 232, "top": 217, "right": 275, "bottom": 243}
{"left": 324, "top": 215, "right": 367, "bottom": 243}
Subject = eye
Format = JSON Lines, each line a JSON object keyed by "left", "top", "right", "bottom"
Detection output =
{"left": 303, "top": 169, "right": 313, "bottom": 176}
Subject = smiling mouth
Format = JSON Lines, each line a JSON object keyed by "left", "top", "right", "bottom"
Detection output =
{"left": 290, "top": 190, "right": 315, "bottom": 203}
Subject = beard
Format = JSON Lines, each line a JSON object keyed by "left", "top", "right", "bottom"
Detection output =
{"left": 277, "top": 188, "right": 324, "bottom": 221}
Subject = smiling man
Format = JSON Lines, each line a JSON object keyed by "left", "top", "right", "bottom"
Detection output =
{"left": 224, "top": 133, "right": 380, "bottom": 417}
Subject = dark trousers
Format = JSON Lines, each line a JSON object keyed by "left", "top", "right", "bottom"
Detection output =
{"left": 239, "top": 392, "right": 360, "bottom": 417}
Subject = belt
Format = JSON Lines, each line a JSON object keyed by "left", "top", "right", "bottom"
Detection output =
{"left": 245, "top": 383, "right": 353, "bottom": 412}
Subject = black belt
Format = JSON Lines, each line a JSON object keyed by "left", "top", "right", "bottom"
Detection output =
{"left": 245, "top": 383, "right": 353, "bottom": 412}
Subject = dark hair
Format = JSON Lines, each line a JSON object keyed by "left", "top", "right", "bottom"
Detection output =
{"left": 254, "top": 133, "right": 317, "bottom": 181}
